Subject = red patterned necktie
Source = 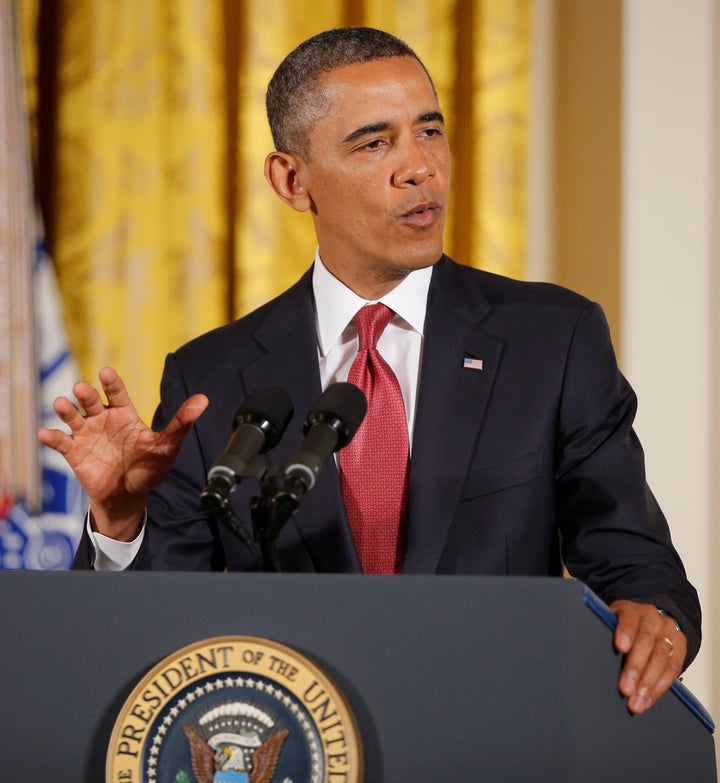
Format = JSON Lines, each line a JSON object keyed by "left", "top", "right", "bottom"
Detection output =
{"left": 340, "top": 303, "right": 409, "bottom": 574}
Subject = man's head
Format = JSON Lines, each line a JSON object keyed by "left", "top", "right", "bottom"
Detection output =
{"left": 264, "top": 29, "right": 450, "bottom": 299}
{"left": 266, "top": 27, "right": 434, "bottom": 159}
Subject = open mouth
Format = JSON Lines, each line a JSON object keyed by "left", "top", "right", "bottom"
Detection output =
{"left": 400, "top": 201, "right": 442, "bottom": 227}
{"left": 403, "top": 200, "right": 440, "bottom": 216}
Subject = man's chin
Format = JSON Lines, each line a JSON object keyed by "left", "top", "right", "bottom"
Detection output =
{"left": 390, "top": 249, "right": 443, "bottom": 275}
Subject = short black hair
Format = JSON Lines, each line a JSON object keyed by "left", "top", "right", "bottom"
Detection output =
{"left": 266, "top": 27, "right": 433, "bottom": 157}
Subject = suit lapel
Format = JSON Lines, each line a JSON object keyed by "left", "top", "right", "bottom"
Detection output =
{"left": 403, "top": 257, "right": 505, "bottom": 573}
{"left": 238, "top": 258, "right": 504, "bottom": 574}
{"left": 240, "top": 268, "right": 361, "bottom": 572}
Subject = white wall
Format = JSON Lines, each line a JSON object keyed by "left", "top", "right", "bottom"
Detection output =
{"left": 622, "top": 0, "right": 719, "bottom": 751}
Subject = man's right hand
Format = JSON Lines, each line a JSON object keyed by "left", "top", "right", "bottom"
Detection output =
{"left": 38, "top": 366, "right": 208, "bottom": 541}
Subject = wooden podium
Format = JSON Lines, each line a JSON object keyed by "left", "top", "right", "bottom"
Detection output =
{"left": 0, "top": 570, "right": 715, "bottom": 781}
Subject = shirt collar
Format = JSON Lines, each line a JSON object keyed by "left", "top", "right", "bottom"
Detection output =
{"left": 312, "top": 249, "right": 433, "bottom": 357}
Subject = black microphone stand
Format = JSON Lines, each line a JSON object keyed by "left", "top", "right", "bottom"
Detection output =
{"left": 200, "top": 463, "right": 304, "bottom": 573}
{"left": 200, "top": 463, "right": 266, "bottom": 571}
{"left": 248, "top": 471, "right": 303, "bottom": 572}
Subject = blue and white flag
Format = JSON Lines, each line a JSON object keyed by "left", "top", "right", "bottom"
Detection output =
{"left": 0, "top": 243, "right": 86, "bottom": 570}
{"left": 0, "top": 0, "right": 84, "bottom": 569}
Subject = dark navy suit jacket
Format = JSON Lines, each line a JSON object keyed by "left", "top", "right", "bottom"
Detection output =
{"left": 74, "top": 256, "right": 701, "bottom": 662}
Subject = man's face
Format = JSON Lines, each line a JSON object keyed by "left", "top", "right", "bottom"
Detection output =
{"left": 293, "top": 56, "right": 451, "bottom": 298}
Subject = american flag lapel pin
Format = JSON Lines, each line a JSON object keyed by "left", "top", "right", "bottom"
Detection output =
{"left": 463, "top": 355, "right": 484, "bottom": 371}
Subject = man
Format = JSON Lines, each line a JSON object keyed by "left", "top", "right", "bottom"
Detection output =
{"left": 39, "top": 27, "right": 700, "bottom": 716}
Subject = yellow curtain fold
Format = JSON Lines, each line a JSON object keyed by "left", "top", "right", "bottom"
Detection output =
{"left": 21, "top": 0, "right": 531, "bottom": 422}
{"left": 26, "top": 1, "right": 234, "bottom": 419}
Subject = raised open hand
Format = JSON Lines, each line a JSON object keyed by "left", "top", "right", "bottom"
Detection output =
{"left": 38, "top": 367, "right": 208, "bottom": 540}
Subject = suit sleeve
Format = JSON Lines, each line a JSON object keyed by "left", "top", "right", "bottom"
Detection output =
{"left": 555, "top": 302, "right": 701, "bottom": 664}
{"left": 136, "top": 352, "right": 228, "bottom": 571}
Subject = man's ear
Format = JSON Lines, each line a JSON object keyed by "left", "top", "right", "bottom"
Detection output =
{"left": 264, "top": 151, "right": 311, "bottom": 212}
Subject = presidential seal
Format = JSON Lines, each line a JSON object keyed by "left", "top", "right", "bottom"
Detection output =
{"left": 106, "top": 636, "right": 361, "bottom": 783}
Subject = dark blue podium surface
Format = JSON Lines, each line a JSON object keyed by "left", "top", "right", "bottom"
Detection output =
{"left": 0, "top": 571, "right": 715, "bottom": 781}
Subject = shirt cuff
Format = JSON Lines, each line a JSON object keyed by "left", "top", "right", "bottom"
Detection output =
{"left": 87, "top": 509, "right": 147, "bottom": 571}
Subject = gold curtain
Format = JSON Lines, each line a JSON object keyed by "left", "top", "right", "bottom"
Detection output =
{"left": 20, "top": 0, "right": 531, "bottom": 422}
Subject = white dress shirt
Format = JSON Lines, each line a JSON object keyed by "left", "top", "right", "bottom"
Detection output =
{"left": 312, "top": 250, "right": 431, "bottom": 449}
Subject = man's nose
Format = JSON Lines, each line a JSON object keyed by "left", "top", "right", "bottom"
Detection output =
{"left": 393, "top": 140, "right": 435, "bottom": 186}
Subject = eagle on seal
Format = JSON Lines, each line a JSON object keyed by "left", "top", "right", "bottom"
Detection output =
{"left": 183, "top": 701, "right": 288, "bottom": 783}
{"left": 183, "top": 723, "right": 288, "bottom": 783}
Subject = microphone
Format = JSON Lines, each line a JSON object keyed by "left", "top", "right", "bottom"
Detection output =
{"left": 281, "top": 382, "right": 367, "bottom": 496}
{"left": 200, "top": 386, "right": 294, "bottom": 512}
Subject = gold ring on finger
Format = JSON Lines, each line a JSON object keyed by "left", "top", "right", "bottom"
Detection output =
{"left": 660, "top": 636, "right": 674, "bottom": 657}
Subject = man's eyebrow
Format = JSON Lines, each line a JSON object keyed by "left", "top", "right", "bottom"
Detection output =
{"left": 342, "top": 122, "right": 391, "bottom": 145}
{"left": 419, "top": 110, "right": 445, "bottom": 125}
{"left": 341, "top": 111, "right": 446, "bottom": 145}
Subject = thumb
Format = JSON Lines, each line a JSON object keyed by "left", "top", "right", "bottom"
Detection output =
{"left": 164, "top": 394, "right": 209, "bottom": 442}
{"left": 610, "top": 600, "right": 639, "bottom": 654}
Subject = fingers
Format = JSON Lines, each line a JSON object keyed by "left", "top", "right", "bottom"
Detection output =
{"left": 163, "top": 394, "right": 209, "bottom": 441}
{"left": 37, "top": 394, "right": 89, "bottom": 456}
{"left": 52, "top": 394, "right": 89, "bottom": 433}
{"left": 97, "top": 366, "right": 134, "bottom": 408}
{"left": 37, "top": 367, "right": 136, "bottom": 452}
{"left": 39, "top": 370, "right": 206, "bottom": 484}
{"left": 613, "top": 600, "right": 639, "bottom": 655}
{"left": 37, "top": 426, "right": 69, "bottom": 453}
{"left": 71, "top": 367, "right": 133, "bottom": 416}
{"left": 611, "top": 600, "right": 686, "bottom": 714}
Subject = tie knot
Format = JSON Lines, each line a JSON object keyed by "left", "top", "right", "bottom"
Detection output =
{"left": 353, "top": 303, "right": 394, "bottom": 350}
